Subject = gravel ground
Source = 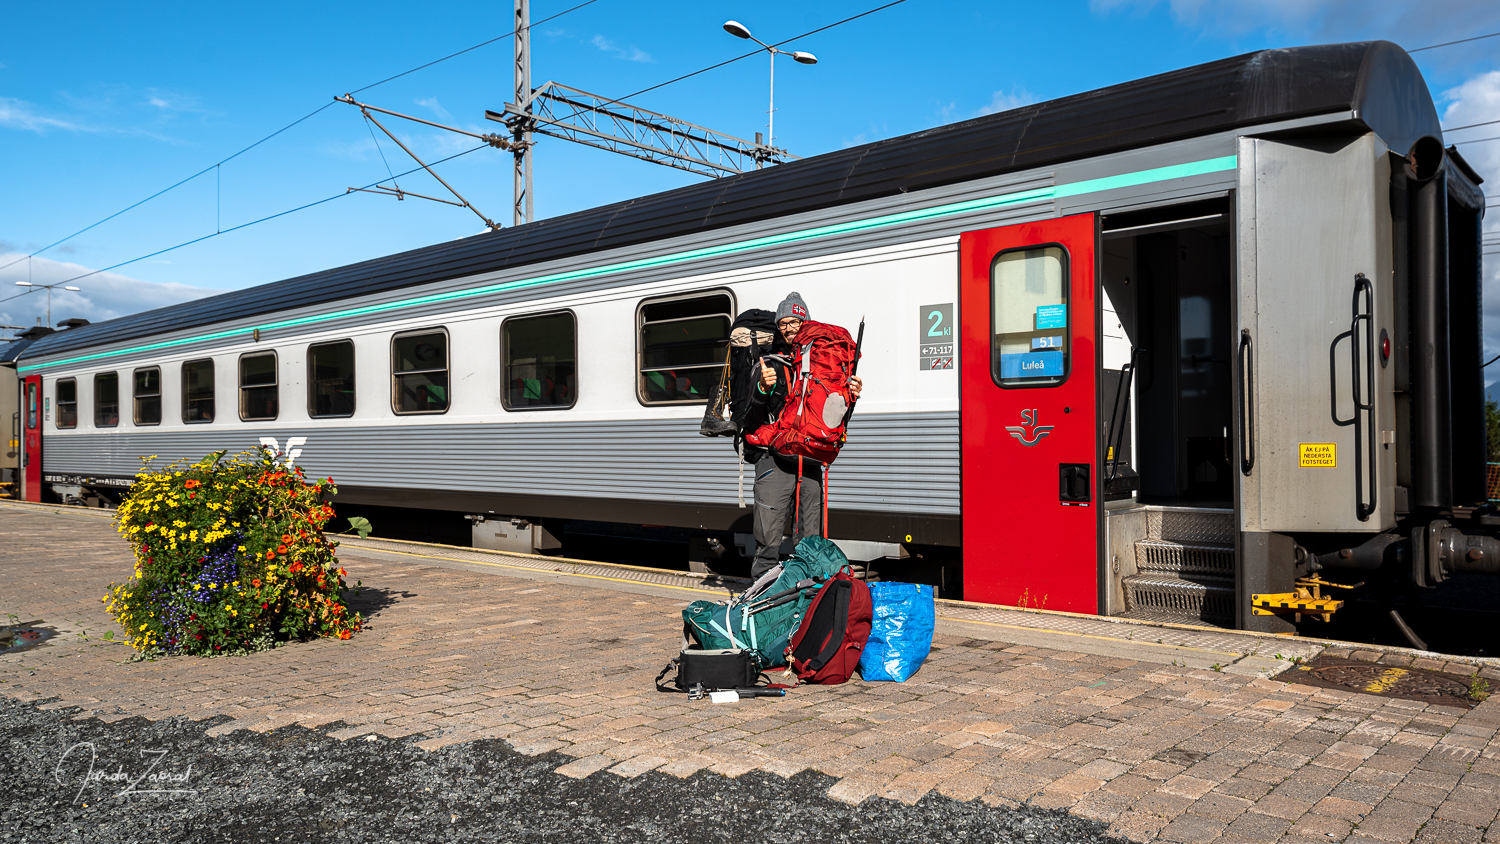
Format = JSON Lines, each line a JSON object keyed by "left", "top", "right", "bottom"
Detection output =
{"left": 1, "top": 696, "right": 1122, "bottom": 844}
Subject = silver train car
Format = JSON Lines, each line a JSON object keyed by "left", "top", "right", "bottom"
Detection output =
{"left": 11, "top": 41, "right": 1490, "bottom": 637}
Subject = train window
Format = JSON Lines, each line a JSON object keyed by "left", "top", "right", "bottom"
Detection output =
{"left": 503, "top": 312, "right": 576, "bottom": 410}
{"left": 94, "top": 372, "right": 120, "bottom": 428}
{"left": 392, "top": 329, "right": 449, "bottom": 414}
{"left": 992, "top": 245, "right": 1069, "bottom": 388}
{"left": 133, "top": 367, "right": 162, "bottom": 426}
{"left": 182, "top": 359, "right": 214, "bottom": 423}
{"left": 56, "top": 378, "right": 78, "bottom": 429}
{"left": 637, "top": 291, "right": 733, "bottom": 405}
{"left": 308, "top": 340, "right": 356, "bottom": 418}
{"left": 239, "top": 352, "right": 279, "bottom": 421}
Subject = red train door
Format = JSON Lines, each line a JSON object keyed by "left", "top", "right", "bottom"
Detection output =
{"left": 22, "top": 375, "right": 41, "bottom": 502}
{"left": 960, "top": 213, "right": 1100, "bottom": 611}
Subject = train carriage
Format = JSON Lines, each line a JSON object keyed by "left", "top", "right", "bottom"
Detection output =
{"left": 11, "top": 41, "right": 1491, "bottom": 636}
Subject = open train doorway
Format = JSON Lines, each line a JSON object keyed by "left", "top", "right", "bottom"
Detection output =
{"left": 1098, "top": 197, "right": 1238, "bottom": 626}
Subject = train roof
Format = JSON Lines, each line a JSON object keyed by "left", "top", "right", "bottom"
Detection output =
{"left": 27, "top": 39, "right": 1441, "bottom": 361}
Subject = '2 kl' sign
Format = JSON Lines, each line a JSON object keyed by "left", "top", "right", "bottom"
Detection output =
{"left": 919, "top": 303, "right": 954, "bottom": 370}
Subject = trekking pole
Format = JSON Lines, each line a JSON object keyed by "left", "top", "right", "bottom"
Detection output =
{"left": 840, "top": 317, "right": 866, "bottom": 429}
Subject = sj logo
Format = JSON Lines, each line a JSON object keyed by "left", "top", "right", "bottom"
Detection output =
{"left": 1005, "top": 409, "right": 1054, "bottom": 447}
{"left": 258, "top": 437, "right": 307, "bottom": 467}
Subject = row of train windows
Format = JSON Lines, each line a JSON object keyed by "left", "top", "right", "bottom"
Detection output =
{"left": 52, "top": 292, "right": 734, "bottom": 428}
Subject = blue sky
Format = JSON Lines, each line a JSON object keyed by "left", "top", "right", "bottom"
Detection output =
{"left": 2, "top": 0, "right": 1498, "bottom": 352}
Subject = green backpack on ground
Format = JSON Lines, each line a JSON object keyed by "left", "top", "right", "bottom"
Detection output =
{"left": 682, "top": 536, "right": 849, "bottom": 669}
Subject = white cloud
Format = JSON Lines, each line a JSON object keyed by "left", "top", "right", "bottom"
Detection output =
{"left": 1439, "top": 72, "right": 1500, "bottom": 383}
{"left": 0, "top": 254, "right": 224, "bottom": 331}
{"left": 590, "top": 34, "right": 653, "bottom": 63}
{"left": 0, "top": 96, "right": 95, "bottom": 134}
{"left": 415, "top": 97, "right": 451, "bottom": 120}
{"left": 143, "top": 90, "right": 202, "bottom": 115}
{"left": 977, "top": 88, "right": 1036, "bottom": 117}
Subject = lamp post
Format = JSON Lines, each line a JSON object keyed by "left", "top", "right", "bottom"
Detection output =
{"left": 14, "top": 281, "right": 81, "bottom": 327}
{"left": 722, "top": 20, "right": 817, "bottom": 156}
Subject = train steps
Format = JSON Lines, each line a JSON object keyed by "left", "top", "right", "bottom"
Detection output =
{"left": 1122, "top": 507, "right": 1235, "bottom": 627}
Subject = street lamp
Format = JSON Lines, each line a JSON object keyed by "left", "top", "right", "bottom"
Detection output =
{"left": 14, "top": 281, "right": 81, "bottom": 327}
{"left": 722, "top": 20, "right": 817, "bottom": 156}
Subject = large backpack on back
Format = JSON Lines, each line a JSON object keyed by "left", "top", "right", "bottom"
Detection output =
{"left": 744, "top": 320, "right": 859, "bottom": 464}
{"left": 785, "top": 568, "right": 873, "bottom": 685}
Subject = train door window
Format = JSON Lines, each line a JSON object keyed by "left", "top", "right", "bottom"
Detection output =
{"left": 133, "top": 367, "right": 162, "bottom": 426}
{"left": 56, "top": 378, "right": 78, "bottom": 429}
{"left": 94, "top": 372, "right": 120, "bottom": 427}
{"left": 503, "top": 312, "right": 576, "bottom": 410}
{"left": 392, "top": 329, "right": 449, "bottom": 414}
{"left": 182, "top": 359, "right": 215, "bottom": 423}
{"left": 308, "top": 340, "right": 356, "bottom": 418}
{"left": 637, "top": 291, "right": 733, "bottom": 405}
{"left": 239, "top": 352, "right": 279, "bottom": 421}
{"left": 26, "top": 382, "right": 38, "bottom": 429}
{"left": 992, "top": 245, "right": 1069, "bottom": 387}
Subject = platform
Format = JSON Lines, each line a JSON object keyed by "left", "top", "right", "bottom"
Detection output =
{"left": 3, "top": 501, "right": 1499, "bottom": 843}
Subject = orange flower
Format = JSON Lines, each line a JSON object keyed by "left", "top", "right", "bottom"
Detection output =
{"left": 276, "top": 544, "right": 288, "bottom": 554}
{"left": 338, "top": 630, "right": 352, "bottom": 640}
{"left": 251, "top": 578, "right": 261, "bottom": 587}
{"left": 265, "top": 549, "right": 276, "bottom": 560}
{"left": 184, "top": 479, "right": 200, "bottom": 489}
{"left": 281, "top": 534, "right": 292, "bottom": 543}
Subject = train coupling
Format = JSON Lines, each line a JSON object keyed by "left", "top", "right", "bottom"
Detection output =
{"left": 1251, "top": 574, "right": 1360, "bottom": 623}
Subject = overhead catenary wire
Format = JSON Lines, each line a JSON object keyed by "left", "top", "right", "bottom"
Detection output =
{"left": 1411, "top": 31, "right": 1500, "bottom": 52}
{"left": 1443, "top": 118, "right": 1500, "bottom": 133}
{"left": 0, "top": 0, "right": 601, "bottom": 278}
{"left": 0, "top": 144, "right": 490, "bottom": 307}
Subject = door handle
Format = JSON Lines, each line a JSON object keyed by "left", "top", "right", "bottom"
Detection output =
{"left": 1328, "top": 274, "right": 1376, "bottom": 521}
{"left": 1059, "top": 463, "right": 1091, "bottom": 504}
{"left": 1237, "top": 329, "right": 1254, "bottom": 475}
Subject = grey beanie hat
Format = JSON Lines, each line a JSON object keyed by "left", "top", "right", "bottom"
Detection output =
{"left": 776, "top": 291, "right": 810, "bottom": 323}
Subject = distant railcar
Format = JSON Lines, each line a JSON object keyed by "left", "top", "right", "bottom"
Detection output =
{"left": 11, "top": 41, "right": 1490, "bottom": 636}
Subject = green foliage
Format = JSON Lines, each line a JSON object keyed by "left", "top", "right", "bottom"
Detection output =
{"left": 342, "top": 516, "right": 373, "bottom": 539}
{"left": 103, "top": 449, "right": 362, "bottom": 657}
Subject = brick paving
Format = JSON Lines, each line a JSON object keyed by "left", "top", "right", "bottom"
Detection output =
{"left": 3, "top": 504, "right": 1500, "bottom": 843}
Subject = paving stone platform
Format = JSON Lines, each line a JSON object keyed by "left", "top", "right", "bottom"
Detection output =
{"left": 4, "top": 502, "right": 1500, "bottom": 843}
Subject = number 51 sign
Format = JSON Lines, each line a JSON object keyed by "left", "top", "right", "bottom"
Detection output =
{"left": 919, "top": 303, "right": 954, "bottom": 370}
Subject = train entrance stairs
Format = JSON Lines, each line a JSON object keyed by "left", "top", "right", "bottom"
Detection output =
{"left": 1121, "top": 506, "right": 1235, "bottom": 627}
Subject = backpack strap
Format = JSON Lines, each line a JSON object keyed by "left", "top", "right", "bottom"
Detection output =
{"left": 655, "top": 658, "right": 682, "bottom": 693}
{"left": 802, "top": 579, "right": 853, "bottom": 674}
{"left": 822, "top": 463, "right": 829, "bottom": 539}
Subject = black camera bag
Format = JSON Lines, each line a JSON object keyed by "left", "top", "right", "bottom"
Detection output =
{"left": 655, "top": 646, "right": 756, "bottom": 692}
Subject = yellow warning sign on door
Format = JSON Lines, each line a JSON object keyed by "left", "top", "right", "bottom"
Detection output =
{"left": 1299, "top": 443, "right": 1337, "bottom": 467}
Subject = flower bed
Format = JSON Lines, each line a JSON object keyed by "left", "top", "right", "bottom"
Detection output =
{"left": 104, "top": 449, "right": 362, "bottom": 657}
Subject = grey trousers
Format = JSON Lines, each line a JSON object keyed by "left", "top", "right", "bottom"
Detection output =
{"left": 751, "top": 452, "right": 823, "bottom": 580}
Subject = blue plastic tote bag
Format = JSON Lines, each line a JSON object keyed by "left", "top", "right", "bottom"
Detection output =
{"left": 857, "top": 581, "right": 935, "bottom": 682}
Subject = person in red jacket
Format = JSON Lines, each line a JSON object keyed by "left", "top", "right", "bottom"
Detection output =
{"left": 742, "top": 292, "right": 862, "bottom": 580}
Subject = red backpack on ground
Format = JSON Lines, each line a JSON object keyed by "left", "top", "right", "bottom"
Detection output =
{"left": 784, "top": 568, "right": 873, "bottom": 685}
{"left": 744, "top": 321, "right": 859, "bottom": 465}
